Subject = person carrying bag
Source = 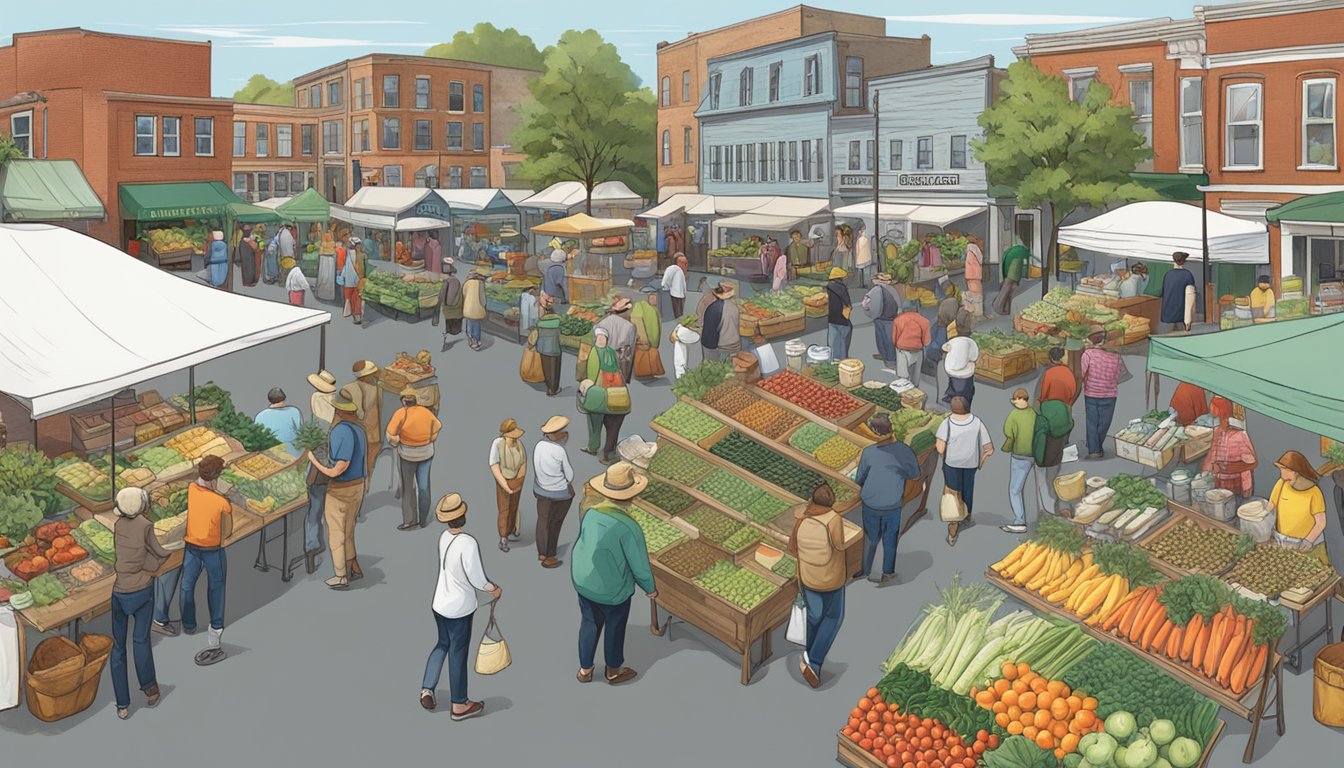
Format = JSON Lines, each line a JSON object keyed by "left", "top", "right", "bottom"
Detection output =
{"left": 787, "top": 483, "right": 847, "bottom": 689}
{"left": 474, "top": 600, "right": 511, "bottom": 675}
{"left": 519, "top": 329, "right": 545, "bottom": 384}
{"left": 580, "top": 329, "right": 631, "bottom": 464}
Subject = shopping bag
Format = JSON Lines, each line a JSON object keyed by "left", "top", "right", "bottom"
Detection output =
{"left": 605, "top": 385, "right": 631, "bottom": 412}
{"left": 939, "top": 488, "right": 967, "bottom": 523}
{"left": 575, "top": 343, "right": 592, "bottom": 382}
{"left": 786, "top": 595, "right": 808, "bottom": 646}
{"left": 519, "top": 346, "right": 545, "bottom": 384}
{"left": 474, "top": 602, "right": 511, "bottom": 676}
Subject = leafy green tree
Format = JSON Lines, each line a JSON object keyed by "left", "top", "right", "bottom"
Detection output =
{"left": 511, "top": 30, "right": 655, "bottom": 212}
{"left": 425, "top": 23, "right": 545, "bottom": 71}
{"left": 0, "top": 134, "right": 23, "bottom": 163}
{"left": 233, "top": 74, "right": 295, "bottom": 106}
{"left": 974, "top": 61, "right": 1157, "bottom": 295}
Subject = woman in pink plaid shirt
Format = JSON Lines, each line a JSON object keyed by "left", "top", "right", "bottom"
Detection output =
{"left": 1079, "top": 326, "right": 1128, "bottom": 459}
{"left": 1201, "top": 396, "right": 1257, "bottom": 499}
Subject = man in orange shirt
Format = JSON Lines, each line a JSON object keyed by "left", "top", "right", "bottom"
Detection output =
{"left": 1036, "top": 347, "right": 1079, "bottom": 406}
{"left": 387, "top": 386, "right": 443, "bottom": 530}
{"left": 181, "top": 455, "right": 232, "bottom": 667}
{"left": 891, "top": 300, "right": 931, "bottom": 389}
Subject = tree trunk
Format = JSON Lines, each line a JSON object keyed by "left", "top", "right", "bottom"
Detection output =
{"left": 585, "top": 183, "right": 593, "bottom": 216}
{"left": 1041, "top": 209, "right": 1065, "bottom": 299}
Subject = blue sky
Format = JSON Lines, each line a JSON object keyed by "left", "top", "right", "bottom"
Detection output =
{"left": 2, "top": 1, "right": 1237, "bottom": 95}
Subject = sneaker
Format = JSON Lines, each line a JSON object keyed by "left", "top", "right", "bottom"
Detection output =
{"left": 420, "top": 690, "right": 436, "bottom": 711}
{"left": 151, "top": 621, "right": 180, "bottom": 637}
{"left": 1087, "top": 451, "right": 1105, "bottom": 459}
{"left": 1000, "top": 524, "right": 1028, "bottom": 534}
{"left": 451, "top": 700, "right": 485, "bottom": 721}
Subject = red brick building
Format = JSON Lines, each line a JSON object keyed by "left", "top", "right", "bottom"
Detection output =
{"left": 0, "top": 28, "right": 234, "bottom": 245}
{"left": 1016, "top": 0, "right": 1344, "bottom": 295}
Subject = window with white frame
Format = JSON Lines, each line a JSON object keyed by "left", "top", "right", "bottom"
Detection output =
{"left": 352, "top": 119, "right": 370, "bottom": 152}
{"left": 866, "top": 140, "right": 875, "bottom": 171}
{"left": 1303, "top": 78, "right": 1336, "bottom": 168}
{"left": 9, "top": 111, "right": 32, "bottom": 157}
{"left": 449, "top": 166, "right": 463, "bottom": 188}
{"left": 232, "top": 121, "right": 246, "bottom": 157}
{"left": 257, "top": 172, "right": 270, "bottom": 200}
{"left": 275, "top": 172, "right": 289, "bottom": 197}
{"left": 416, "top": 77, "right": 431, "bottom": 109}
{"left": 413, "top": 165, "right": 437, "bottom": 188}
{"left": 309, "top": 84, "right": 321, "bottom": 108}
{"left": 134, "top": 115, "right": 156, "bottom": 156}
{"left": 950, "top": 135, "right": 967, "bottom": 169}
{"left": 469, "top": 167, "right": 487, "bottom": 188}
{"left": 352, "top": 78, "right": 369, "bottom": 110}
{"left": 711, "top": 145, "right": 722, "bottom": 181}
{"left": 323, "top": 120, "right": 342, "bottom": 154}
{"left": 1130, "top": 79, "right": 1153, "bottom": 148}
{"left": 788, "top": 141, "right": 798, "bottom": 181}
{"left": 759, "top": 142, "right": 770, "bottom": 180}
{"left": 1225, "top": 83, "right": 1263, "bottom": 169}
{"left": 382, "top": 165, "right": 402, "bottom": 187}
{"left": 256, "top": 123, "right": 269, "bottom": 157}
{"left": 301, "top": 124, "right": 314, "bottom": 156}
{"left": 814, "top": 137, "right": 825, "bottom": 179}
{"left": 660, "top": 76, "right": 670, "bottom": 107}
{"left": 446, "top": 121, "right": 463, "bottom": 150}
{"left": 769, "top": 62, "right": 782, "bottom": 103}
{"left": 736, "top": 143, "right": 745, "bottom": 180}
{"left": 889, "top": 139, "right": 903, "bottom": 170}
{"left": 746, "top": 144, "right": 756, "bottom": 182}
{"left": 472, "top": 122, "right": 484, "bottom": 151}
{"left": 194, "top": 117, "right": 213, "bottom": 157}
{"left": 232, "top": 172, "right": 247, "bottom": 197}
{"left": 382, "top": 117, "right": 401, "bottom": 150}
{"left": 277, "top": 124, "right": 292, "bottom": 157}
{"left": 739, "top": 68, "right": 753, "bottom": 107}
{"left": 767, "top": 142, "right": 777, "bottom": 182}
{"left": 848, "top": 140, "right": 861, "bottom": 171}
{"left": 1180, "top": 78, "right": 1204, "bottom": 168}
{"left": 414, "top": 119, "right": 432, "bottom": 151}
{"left": 804, "top": 55, "right": 821, "bottom": 97}
{"left": 917, "top": 136, "right": 932, "bottom": 169}
{"left": 327, "top": 79, "right": 342, "bottom": 107}
{"left": 382, "top": 75, "right": 399, "bottom": 108}
{"left": 801, "top": 140, "right": 812, "bottom": 182}
{"left": 684, "top": 127, "right": 693, "bottom": 163}
{"left": 777, "top": 141, "right": 786, "bottom": 179}
{"left": 472, "top": 84, "right": 485, "bottom": 112}
{"left": 844, "top": 56, "right": 864, "bottom": 108}
{"left": 709, "top": 73, "right": 722, "bottom": 109}
{"left": 292, "top": 172, "right": 305, "bottom": 191}
{"left": 448, "top": 81, "right": 465, "bottom": 112}
{"left": 661, "top": 130, "right": 671, "bottom": 165}
{"left": 161, "top": 116, "right": 180, "bottom": 156}
{"left": 1068, "top": 72, "right": 1095, "bottom": 103}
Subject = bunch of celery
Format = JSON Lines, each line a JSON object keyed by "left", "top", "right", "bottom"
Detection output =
{"left": 882, "top": 574, "right": 1006, "bottom": 692}
{"left": 1012, "top": 617, "right": 1099, "bottom": 679}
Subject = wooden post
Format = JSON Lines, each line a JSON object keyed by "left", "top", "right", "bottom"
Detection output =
{"left": 1202, "top": 191, "right": 1212, "bottom": 323}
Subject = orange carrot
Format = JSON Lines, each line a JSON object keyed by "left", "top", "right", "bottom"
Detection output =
{"left": 1244, "top": 643, "right": 1269, "bottom": 689}
{"left": 1181, "top": 614, "right": 1204, "bottom": 662}
{"left": 1129, "top": 591, "right": 1161, "bottom": 643}
{"left": 1230, "top": 643, "right": 1255, "bottom": 695}
{"left": 1218, "top": 626, "right": 1247, "bottom": 687}
{"left": 1142, "top": 606, "right": 1169, "bottom": 650}
{"left": 1121, "top": 589, "right": 1153, "bottom": 638}
{"left": 1192, "top": 615, "right": 1214, "bottom": 669}
{"left": 1203, "top": 610, "right": 1229, "bottom": 677}
{"left": 1105, "top": 595, "right": 1141, "bottom": 633}
{"left": 1150, "top": 618, "right": 1174, "bottom": 653}
{"left": 1166, "top": 623, "right": 1184, "bottom": 659}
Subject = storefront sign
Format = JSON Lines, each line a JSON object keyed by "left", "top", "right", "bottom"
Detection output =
{"left": 144, "top": 205, "right": 220, "bottom": 221}
{"left": 898, "top": 174, "right": 961, "bottom": 187}
{"left": 839, "top": 174, "right": 872, "bottom": 188}
{"left": 410, "top": 199, "right": 450, "bottom": 221}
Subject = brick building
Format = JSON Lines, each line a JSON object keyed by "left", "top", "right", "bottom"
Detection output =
{"left": 229, "top": 103, "right": 324, "bottom": 202}
{"left": 1016, "top": 0, "right": 1344, "bottom": 295}
{"left": 655, "top": 5, "right": 905, "bottom": 201}
{"left": 288, "top": 54, "right": 538, "bottom": 202}
{"left": 0, "top": 28, "right": 234, "bottom": 245}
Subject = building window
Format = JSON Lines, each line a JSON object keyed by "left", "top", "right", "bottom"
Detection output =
{"left": 256, "top": 123, "right": 269, "bottom": 157}
{"left": 660, "top": 131, "right": 670, "bottom": 166}
{"left": 306, "top": 171, "right": 315, "bottom": 190}
{"left": 298, "top": 88, "right": 308, "bottom": 108}
{"left": 472, "top": 84, "right": 484, "bottom": 113}
{"left": 684, "top": 127, "right": 693, "bottom": 163}
{"left": 1180, "top": 78, "right": 1204, "bottom": 168}
{"left": 275, "top": 172, "right": 289, "bottom": 197}
{"left": 814, "top": 137, "right": 825, "bottom": 179}
{"left": 232, "top": 121, "right": 246, "bottom": 157}
{"left": 196, "top": 117, "right": 214, "bottom": 157}
{"left": 777, "top": 140, "right": 787, "bottom": 179}
{"left": 710, "top": 146, "right": 722, "bottom": 180}
{"left": 352, "top": 119, "right": 370, "bottom": 152}
{"left": 291, "top": 172, "right": 304, "bottom": 191}
{"left": 309, "top": 84, "right": 321, "bottom": 108}
{"left": 449, "top": 166, "right": 463, "bottom": 188}
{"left": 844, "top": 56, "right": 864, "bottom": 108}
{"left": 660, "top": 76, "right": 671, "bottom": 107}
{"left": 257, "top": 172, "right": 270, "bottom": 200}
{"left": 735, "top": 144, "right": 744, "bottom": 180}
{"left": 786, "top": 141, "right": 798, "bottom": 182}
{"left": 755, "top": 141, "right": 767, "bottom": 181}
{"left": 416, "top": 77, "right": 431, "bottom": 109}
{"left": 471, "top": 122, "right": 485, "bottom": 151}
{"left": 448, "top": 81, "right": 465, "bottom": 112}
{"left": 414, "top": 119, "right": 432, "bottom": 151}
{"left": 848, "top": 140, "right": 861, "bottom": 171}
{"left": 382, "top": 75, "right": 400, "bottom": 108}
{"left": 301, "top": 124, "right": 314, "bottom": 156}
{"left": 950, "top": 135, "right": 967, "bottom": 169}
{"left": 709, "top": 73, "right": 722, "bottom": 110}
{"left": 446, "top": 121, "right": 463, "bottom": 150}
{"left": 1068, "top": 71, "right": 1095, "bottom": 103}
{"left": 323, "top": 120, "right": 343, "bottom": 154}
{"left": 769, "top": 62, "right": 782, "bottom": 103}
{"left": 277, "top": 124, "right": 292, "bottom": 157}
{"left": 739, "top": 68, "right": 753, "bottom": 107}
{"left": 10, "top": 111, "right": 32, "bottom": 157}
{"left": 1303, "top": 78, "right": 1337, "bottom": 168}
{"left": 134, "top": 115, "right": 156, "bottom": 156}
{"left": 1129, "top": 80, "right": 1153, "bottom": 148}
{"left": 352, "top": 78, "right": 369, "bottom": 110}
{"left": 382, "top": 117, "right": 401, "bottom": 150}
{"left": 383, "top": 165, "right": 402, "bottom": 187}
{"left": 801, "top": 140, "right": 812, "bottom": 182}
{"left": 469, "top": 167, "right": 486, "bottom": 188}
{"left": 889, "top": 139, "right": 903, "bottom": 170}
{"left": 414, "top": 165, "right": 438, "bottom": 187}
{"left": 161, "top": 116, "right": 180, "bottom": 156}
{"left": 328, "top": 79, "right": 342, "bottom": 107}
{"left": 804, "top": 56, "right": 821, "bottom": 97}
{"left": 866, "top": 140, "right": 875, "bottom": 171}
{"left": 746, "top": 144, "right": 756, "bottom": 182}
{"left": 232, "top": 172, "right": 247, "bottom": 197}
{"left": 682, "top": 70, "right": 691, "bottom": 102}
{"left": 1225, "top": 83, "right": 1263, "bottom": 169}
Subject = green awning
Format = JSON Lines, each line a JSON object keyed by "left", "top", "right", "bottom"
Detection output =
{"left": 275, "top": 187, "right": 330, "bottom": 222}
{"left": 0, "top": 159, "right": 105, "bottom": 221}
{"left": 1148, "top": 314, "right": 1344, "bottom": 442}
{"left": 1129, "top": 172, "right": 1209, "bottom": 202}
{"left": 119, "top": 181, "right": 246, "bottom": 223}
{"left": 1265, "top": 190, "right": 1344, "bottom": 225}
{"left": 229, "top": 201, "right": 283, "bottom": 224}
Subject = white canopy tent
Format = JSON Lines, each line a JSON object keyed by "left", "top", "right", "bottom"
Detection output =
{"left": 1058, "top": 201, "right": 1268, "bottom": 264}
{"left": 331, "top": 187, "right": 451, "bottom": 231}
{"left": 832, "top": 200, "right": 984, "bottom": 228}
{"left": 516, "top": 180, "right": 644, "bottom": 212}
{"left": 254, "top": 196, "right": 291, "bottom": 210}
{"left": 713, "top": 197, "right": 830, "bottom": 235}
{"left": 0, "top": 224, "right": 330, "bottom": 418}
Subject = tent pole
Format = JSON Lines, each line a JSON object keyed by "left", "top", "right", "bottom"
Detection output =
{"left": 1202, "top": 191, "right": 1211, "bottom": 324}
{"left": 189, "top": 366, "right": 197, "bottom": 425}
{"left": 108, "top": 395, "right": 116, "bottom": 490}
{"left": 320, "top": 325, "right": 327, "bottom": 371}
{"left": 873, "top": 89, "right": 880, "bottom": 274}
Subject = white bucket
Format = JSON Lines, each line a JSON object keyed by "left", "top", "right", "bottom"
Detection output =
{"left": 806, "top": 345, "right": 832, "bottom": 365}
{"left": 785, "top": 338, "right": 807, "bottom": 371}
{"left": 1237, "top": 498, "right": 1275, "bottom": 543}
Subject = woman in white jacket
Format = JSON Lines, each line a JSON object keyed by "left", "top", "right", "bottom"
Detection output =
{"left": 670, "top": 318, "right": 701, "bottom": 380}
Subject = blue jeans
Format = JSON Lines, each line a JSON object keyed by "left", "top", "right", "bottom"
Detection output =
{"left": 828, "top": 323, "right": 852, "bottom": 359}
{"left": 1008, "top": 455, "right": 1035, "bottom": 526}
{"left": 1085, "top": 396, "right": 1117, "bottom": 455}
{"left": 181, "top": 544, "right": 227, "bottom": 632}
{"left": 943, "top": 464, "right": 978, "bottom": 516}
{"left": 577, "top": 594, "right": 631, "bottom": 671}
{"left": 305, "top": 482, "right": 326, "bottom": 554}
{"left": 110, "top": 587, "right": 156, "bottom": 708}
{"left": 873, "top": 318, "right": 895, "bottom": 363}
{"left": 861, "top": 505, "right": 902, "bottom": 577}
{"left": 465, "top": 318, "right": 482, "bottom": 343}
{"left": 153, "top": 569, "right": 179, "bottom": 624}
{"left": 399, "top": 456, "right": 433, "bottom": 527}
{"left": 803, "top": 585, "right": 845, "bottom": 674}
{"left": 422, "top": 612, "right": 474, "bottom": 704}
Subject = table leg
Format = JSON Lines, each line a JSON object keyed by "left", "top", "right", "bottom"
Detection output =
{"left": 762, "top": 628, "right": 773, "bottom": 663}
{"left": 1275, "top": 659, "right": 1285, "bottom": 737}
{"left": 1243, "top": 648, "right": 1277, "bottom": 763}
{"left": 253, "top": 522, "right": 271, "bottom": 572}
{"left": 649, "top": 598, "right": 664, "bottom": 637}
{"left": 1290, "top": 611, "right": 1303, "bottom": 672}
{"left": 740, "top": 645, "right": 752, "bottom": 686}
{"left": 280, "top": 514, "right": 293, "bottom": 582}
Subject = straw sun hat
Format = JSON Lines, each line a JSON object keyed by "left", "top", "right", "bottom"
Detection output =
{"left": 587, "top": 462, "right": 649, "bottom": 501}
{"left": 499, "top": 418, "right": 525, "bottom": 439}
{"left": 331, "top": 387, "right": 358, "bottom": 413}
{"left": 307, "top": 370, "right": 336, "bottom": 394}
{"left": 352, "top": 360, "right": 379, "bottom": 378}
{"left": 435, "top": 493, "right": 468, "bottom": 524}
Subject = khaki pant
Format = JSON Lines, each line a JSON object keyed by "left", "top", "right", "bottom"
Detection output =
{"left": 496, "top": 475, "right": 524, "bottom": 537}
{"left": 364, "top": 429, "right": 381, "bottom": 478}
{"left": 324, "top": 480, "right": 364, "bottom": 578}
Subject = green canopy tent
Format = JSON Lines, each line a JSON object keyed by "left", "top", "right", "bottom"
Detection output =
{"left": 0, "top": 158, "right": 105, "bottom": 222}
{"left": 1265, "top": 191, "right": 1344, "bottom": 226}
{"left": 119, "top": 181, "right": 247, "bottom": 223}
{"left": 274, "top": 187, "right": 331, "bottom": 222}
{"left": 1147, "top": 314, "right": 1344, "bottom": 443}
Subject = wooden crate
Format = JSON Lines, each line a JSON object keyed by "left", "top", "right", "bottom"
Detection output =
{"left": 975, "top": 347, "right": 1036, "bottom": 385}
{"left": 757, "top": 310, "right": 806, "bottom": 339}
{"left": 1014, "top": 316, "right": 1058, "bottom": 336}
{"left": 1136, "top": 502, "right": 1246, "bottom": 579}
{"left": 1114, "top": 436, "right": 1176, "bottom": 469}
{"left": 379, "top": 363, "right": 435, "bottom": 393}
{"left": 753, "top": 372, "right": 875, "bottom": 431}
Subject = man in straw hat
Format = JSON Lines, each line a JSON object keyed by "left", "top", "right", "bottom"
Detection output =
{"left": 110, "top": 487, "right": 170, "bottom": 719}
{"left": 533, "top": 416, "right": 576, "bottom": 569}
{"left": 489, "top": 419, "right": 528, "bottom": 552}
{"left": 1079, "top": 324, "right": 1127, "bottom": 459}
{"left": 1269, "top": 450, "right": 1330, "bottom": 565}
{"left": 420, "top": 492, "right": 500, "bottom": 718}
{"left": 349, "top": 360, "right": 382, "bottom": 480}
{"left": 307, "top": 387, "right": 368, "bottom": 589}
{"left": 387, "top": 386, "right": 443, "bottom": 531}
{"left": 308, "top": 370, "right": 337, "bottom": 426}
{"left": 826, "top": 267, "right": 853, "bottom": 359}
{"left": 862, "top": 272, "right": 902, "bottom": 368}
{"left": 571, "top": 462, "right": 656, "bottom": 685}
{"left": 696, "top": 281, "right": 740, "bottom": 362}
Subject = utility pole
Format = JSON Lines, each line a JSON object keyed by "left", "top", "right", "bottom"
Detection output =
{"left": 872, "top": 89, "right": 880, "bottom": 264}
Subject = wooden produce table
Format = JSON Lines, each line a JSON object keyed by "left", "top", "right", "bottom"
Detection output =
{"left": 752, "top": 372, "right": 876, "bottom": 431}
{"left": 1135, "top": 501, "right": 1243, "bottom": 579}
{"left": 56, "top": 430, "right": 247, "bottom": 513}
{"left": 985, "top": 569, "right": 1284, "bottom": 763}
{"left": 1097, "top": 294, "right": 1162, "bottom": 331}
{"left": 975, "top": 346, "right": 1037, "bottom": 387}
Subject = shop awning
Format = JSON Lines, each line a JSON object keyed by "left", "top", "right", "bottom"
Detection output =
{"left": 332, "top": 187, "right": 450, "bottom": 231}
{"left": 254, "top": 196, "right": 290, "bottom": 210}
{"left": 1148, "top": 314, "right": 1344, "bottom": 443}
{"left": 118, "top": 181, "right": 247, "bottom": 223}
{"left": 1130, "top": 172, "right": 1209, "bottom": 202}
{"left": 274, "top": 187, "right": 330, "bottom": 222}
{"left": 395, "top": 217, "right": 448, "bottom": 232}
{"left": 229, "top": 201, "right": 283, "bottom": 224}
{"left": 641, "top": 193, "right": 712, "bottom": 220}
{"left": 0, "top": 223, "right": 330, "bottom": 418}
{"left": 434, "top": 189, "right": 519, "bottom": 214}
{"left": 529, "top": 212, "right": 634, "bottom": 236}
{"left": 1059, "top": 201, "right": 1267, "bottom": 264}
{"left": 715, "top": 197, "right": 830, "bottom": 232}
{"left": 833, "top": 201, "right": 920, "bottom": 220}
{"left": 1265, "top": 190, "right": 1344, "bottom": 226}
{"left": 516, "top": 180, "right": 644, "bottom": 211}
{"left": 0, "top": 159, "right": 105, "bottom": 222}
{"left": 834, "top": 199, "right": 984, "bottom": 228}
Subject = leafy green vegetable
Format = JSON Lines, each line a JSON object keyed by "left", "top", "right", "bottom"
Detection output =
{"left": 876, "top": 662, "right": 1004, "bottom": 742}
{"left": 1106, "top": 474, "right": 1168, "bottom": 512}
{"left": 0, "top": 492, "right": 44, "bottom": 540}
{"left": 1092, "top": 541, "right": 1164, "bottom": 587}
{"left": 0, "top": 447, "right": 62, "bottom": 516}
{"left": 984, "top": 735, "right": 1060, "bottom": 768}
{"left": 25, "top": 573, "right": 67, "bottom": 606}
{"left": 671, "top": 360, "right": 733, "bottom": 401}
{"left": 210, "top": 405, "right": 280, "bottom": 452}
{"left": 1158, "top": 574, "right": 1230, "bottom": 625}
{"left": 1029, "top": 515, "right": 1086, "bottom": 554}
{"left": 1062, "top": 643, "right": 1218, "bottom": 742}
{"left": 292, "top": 418, "right": 329, "bottom": 462}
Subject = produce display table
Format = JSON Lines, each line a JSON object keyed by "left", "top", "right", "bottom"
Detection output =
{"left": 752, "top": 374, "right": 876, "bottom": 431}
{"left": 984, "top": 569, "right": 1284, "bottom": 763}
{"left": 248, "top": 496, "right": 312, "bottom": 583}
{"left": 974, "top": 347, "right": 1037, "bottom": 387}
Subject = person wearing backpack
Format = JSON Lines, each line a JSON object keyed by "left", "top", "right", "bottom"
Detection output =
{"left": 789, "top": 483, "right": 847, "bottom": 689}
{"left": 579, "top": 328, "right": 632, "bottom": 465}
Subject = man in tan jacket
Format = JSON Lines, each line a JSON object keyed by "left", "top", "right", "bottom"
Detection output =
{"left": 788, "top": 483, "right": 847, "bottom": 689}
{"left": 349, "top": 360, "right": 382, "bottom": 480}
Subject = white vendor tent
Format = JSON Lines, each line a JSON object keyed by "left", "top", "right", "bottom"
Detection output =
{"left": 516, "top": 180, "right": 644, "bottom": 212}
{"left": 331, "top": 187, "right": 453, "bottom": 232}
{"left": 714, "top": 197, "right": 830, "bottom": 232}
{"left": 0, "top": 223, "right": 330, "bottom": 418}
{"left": 833, "top": 199, "right": 985, "bottom": 228}
{"left": 1058, "top": 201, "right": 1268, "bottom": 264}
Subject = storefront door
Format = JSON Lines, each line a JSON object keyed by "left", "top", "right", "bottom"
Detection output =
{"left": 1014, "top": 210, "right": 1041, "bottom": 266}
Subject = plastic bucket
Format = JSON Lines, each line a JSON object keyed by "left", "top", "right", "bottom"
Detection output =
{"left": 1197, "top": 488, "right": 1236, "bottom": 521}
{"left": 1170, "top": 471, "right": 1193, "bottom": 504}
{"left": 1314, "top": 642, "right": 1344, "bottom": 726}
{"left": 806, "top": 345, "right": 832, "bottom": 365}
{"left": 784, "top": 339, "right": 807, "bottom": 372}
{"left": 1237, "top": 498, "right": 1275, "bottom": 543}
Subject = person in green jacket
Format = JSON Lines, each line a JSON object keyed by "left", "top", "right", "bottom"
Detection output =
{"left": 535, "top": 308, "right": 563, "bottom": 396}
{"left": 571, "top": 463, "right": 656, "bottom": 685}
{"left": 992, "top": 244, "right": 1030, "bottom": 316}
{"left": 1000, "top": 388, "right": 1038, "bottom": 534}
{"left": 581, "top": 328, "right": 632, "bottom": 464}
{"left": 1032, "top": 397, "right": 1075, "bottom": 519}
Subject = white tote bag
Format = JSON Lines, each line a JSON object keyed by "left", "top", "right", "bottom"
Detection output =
{"left": 786, "top": 594, "right": 808, "bottom": 646}
{"left": 0, "top": 607, "right": 19, "bottom": 711}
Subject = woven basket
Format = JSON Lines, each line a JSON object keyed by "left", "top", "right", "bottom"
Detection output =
{"left": 1315, "top": 641, "right": 1344, "bottom": 726}
{"left": 1053, "top": 471, "right": 1087, "bottom": 502}
{"left": 26, "top": 634, "right": 113, "bottom": 722}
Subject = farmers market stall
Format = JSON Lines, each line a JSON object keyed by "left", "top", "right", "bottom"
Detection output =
{"left": 710, "top": 197, "right": 830, "bottom": 277}
{"left": 734, "top": 285, "right": 823, "bottom": 339}
{"left": 1112, "top": 412, "right": 1214, "bottom": 471}
{"left": 0, "top": 158, "right": 105, "bottom": 233}
{"left": 1017, "top": 287, "right": 1153, "bottom": 349}
{"left": 257, "top": 188, "right": 331, "bottom": 278}
{"left": 360, "top": 265, "right": 446, "bottom": 323}
{"left": 119, "top": 181, "right": 280, "bottom": 273}
{"left": 331, "top": 187, "right": 453, "bottom": 273}
{"left": 435, "top": 189, "right": 526, "bottom": 272}
{"left": 529, "top": 214, "right": 634, "bottom": 304}
{"left": 518, "top": 181, "right": 647, "bottom": 256}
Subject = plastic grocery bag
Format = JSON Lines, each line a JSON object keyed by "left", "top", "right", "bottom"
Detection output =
{"left": 0, "top": 607, "right": 18, "bottom": 711}
{"left": 786, "top": 596, "right": 807, "bottom": 646}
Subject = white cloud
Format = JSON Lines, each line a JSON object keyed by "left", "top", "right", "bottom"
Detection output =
{"left": 157, "top": 26, "right": 434, "bottom": 49}
{"left": 885, "top": 14, "right": 1140, "bottom": 25}
{"left": 979, "top": 37, "right": 1027, "bottom": 42}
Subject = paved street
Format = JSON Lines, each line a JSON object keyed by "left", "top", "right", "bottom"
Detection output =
{"left": 1, "top": 275, "right": 1335, "bottom": 768}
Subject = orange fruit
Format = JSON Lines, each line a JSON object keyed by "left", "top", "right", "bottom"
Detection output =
{"left": 1012, "top": 679, "right": 1028, "bottom": 694}
{"left": 1037, "top": 691, "right": 1055, "bottom": 710}
{"left": 995, "top": 712, "right": 1010, "bottom": 728}
{"left": 975, "top": 691, "right": 995, "bottom": 707}
{"left": 1030, "top": 677, "right": 1049, "bottom": 693}
{"left": 1054, "top": 747, "right": 1067, "bottom": 760}
{"left": 994, "top": 679, "right": 1011, "bottom": 695}
{"left": 1075, "top": 710, "right": 1096, "bottom": 729}
{"left": 1019, "top": 710, "right": 1034, "bottom": 727}
{"left": 1002, "top": 690, "right": 1019, "bottom": 708}
{"left": 1051, "top": 721, "right": 1070, "bottom": 739}
{"left": 1016, "top": 662, "right": 1031, "bottom": 678}
{"left": 1007, "top": 706, "right": 1023, "bottom": 722}
{"left": 992, "top": 701, "right": 1007, "bottom": 715}
{"left": 1022, "top": 726, "right": 1038, "bottom": 741}
{"left": 1007, "top": 721, "right": 1024, "bottom": 736}
{"left": 1002, "top": 662, "right": 1019, "bottom": 680}
{"left": 1067, "top": 695, "right": 1083, "bottom": 714}
{"left": 1036, "top": 731, "right": 1055, "bottom": 750}
{"left": 1033, "top": 709, "right": 1052, "bottom": 730}
{"left": 1019, "top": 691, "right": 1036, "bottom": 710}
{"left": 1047, "top": 680, "right": 1067, "bottom": 697}
{"left": 1082, "top": 696, "right": 1099, "bottom": 711}
{"left": 1061, "top": 733, "right": 1080, "bottom": 754}
{"left": 1051, "top": 699, "right": 1071, "bottom": 721}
